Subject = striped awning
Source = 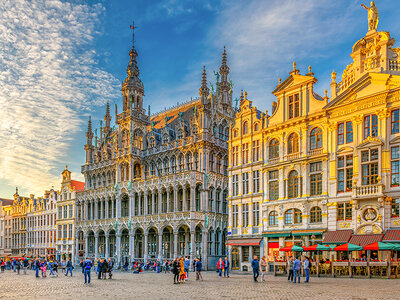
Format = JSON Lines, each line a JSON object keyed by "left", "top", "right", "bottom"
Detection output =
{"left": 348, "top": 233, "right": 384, "bottom": 247}
{"left": 322, "top": 229, "right": 353, "bottom": 244}
{"left": 383, "top": 229, "right": 400, "bottom": 243}
{"left": 264, "top": 231, "right": 291, "bottom": 238}
{"left": 227, "top": 238, "right": 261, "bottom": 246}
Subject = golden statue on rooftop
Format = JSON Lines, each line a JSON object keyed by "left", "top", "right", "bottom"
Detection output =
{"left": 361, "top": 1, "right": 378, "bottom": 32}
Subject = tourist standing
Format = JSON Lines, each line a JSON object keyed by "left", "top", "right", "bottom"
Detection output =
{"left": 108, "top": 258, "right": 114, "bottom": 279}
{"left": 35, "top": 259, "right": 40, "bottom": 278}
{"left": 102, "top": 259, "right": 108, "bottom": 279}
{"left": 0, "top": 260, "right": 5, "bottom": 272}
{"left": 251, "top": 256, "right": 260, "bottom": 282}
{"left": 179, "top": 257, "right": 185, "bottom": 283}
{"left": 53, "top": 260, "right": 59, "bottom": 277}
{"left": 293, "top": 256, "right": 301, "bottom": 284}
{"left": 49, "top": 260, "right": 54, "bottom": 277}
{"left": 287, "top": 256, "right": 294, "bottom": 282}
{"left": 12, "top": 259, "right": 16, "bottom": 272}
{"left": 184, "top": 257, "right": 190, "bottom": 280}
{"left": 260, "top": 256, "right": 268, "bottom": 282}
{"left": 195, "top": 258, "right": 203, "bottom": 281}
{"left": 15, "top": 259, "right": 21, "bottom": 275}
{"left": 23, "top": 259, "right": 29, "bottom": 275}
{"left": 97, "top": 259, "right": 102, "bottom": 279}
{"left": 65, "top": 259, "right": 73, "bottom": 276}
{"left": 303, "top": 256, "right": 310, "bottom": 283}
{"left": 157, "top": 259, "right": 161, "bottom": 274}
{"left": 41, "top": 260, "right": 47, "bottom": 277}
{"left": 83, "top": 257, "right": 93, "bottom": 284}
{"left": 223, "top": 257, "right": 230, "bottom": 278}
{"left": 172, "top": 258, "right": 180, "bottom": 284}
{"left": 217, "top": 258, "right": 224, "bottom": 278}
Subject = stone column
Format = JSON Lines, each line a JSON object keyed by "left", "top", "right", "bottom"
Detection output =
{"left": 183, "top": 187, "right": 187, "bottom": 211}
{"left": 166, "top": 189, "right": 170, "bottom": 212}
{"left": 105, "top": 198, "right": 109, "bottom": 219}
{"left": 158, "top": 233, "right": 163, "bottom": 260}
{"left": 129, "top": 231, "right": 135, "bottom": 261}
{"left": 94, "top": 232, "right": 99, "bottom": 258}
{"left": 173, "top": 231, "right": 178, "bottom": 258}
{"left": 151, "top": 192, "right": 155, "bottom": 215}
{"left": 190, "top": 231, "right": 196, "bottom": 270}
{"left": 91, "top": 201, "right": 95, "bottom": 220}
{"left": 212, "top": 188, "right": 217, "bottom": 213}
{"left": 84, "top": 232, "right": 88, "bottom": 257}
{"left": 75, "top": 233, "right": 80, "bottom": 263}
{"left": 116, "top": 232, "right": 121, "bottom": 264}
{"left": 174, "top": 187, "right": 178, "bottom": 212}
{"left": 129, "top": 193, "right": 133, "bottom": 217}
{"left": 100, "top": 199, "right": 104, "bottom": 219}
{"left": 94, "top": 200, "right": 98, "bottom": 220}
{"left": 184, "top": 231, "right": 189, "bottom": 256}
{"left": 144, "top": 232, "right": 148, "bottom": 262}
{"left": 116, "top": 196, "right": 121, "bottom": 219}
{"left": 190, "top": 186, "right": 195, "bottom": 211}
{"left": 144, "top": 192, "right": 148, "bottom": 215}
{"left": 105, "top": 232, "right": 109, "bottom": 259}
{"left": 158, "top": 191, "right": 162, "bottom": 214}
{"left": 202, "top": 230, "right": 208, "bottom": 270}
{"left": 84, "top": 201, "right": 88, "bottom": 220}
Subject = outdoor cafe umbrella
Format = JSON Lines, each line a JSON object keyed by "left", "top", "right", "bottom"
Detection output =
{"left": 279, "top": 245, "right": 304, "bottom": 252}
{"left": 334, "top": 243, "right": 363, "bottom": 251}
{"left": 364, "top": 242, "right": 395, "bottom": 251}
{"left": 303, "top": 244, "right": 334, "bottom": 251}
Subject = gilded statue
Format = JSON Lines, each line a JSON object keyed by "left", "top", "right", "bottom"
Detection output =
{"left": 361, "top": 1, "right": 378, "bottom": 32}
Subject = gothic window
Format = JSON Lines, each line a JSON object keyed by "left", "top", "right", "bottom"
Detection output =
{"left": 194, "top": 152, "right": 199, "bottom": 171}
{"left": 171, "top": 156, "right": 176, "bottom": 173}
{"left": 177, "top": 129, "right": 183, "bottom": 140}
{"left": 223, "top": 156, "right": 228, "bottom": 176}
{"left": 150, "top": 137, "right": 155, "bottom": 148}
{"left": 216, "top": 155, "right": 222, "bottom": 173}
{"left": 310, "top": 127, "right": 322, "bottom": 150}
{"left": 150, "top": 162, "right": 155, "bottom": 176}
{"left": 178, "top": 154, "right": 184, "bottom": 170}
{"left": 186, "top": 152, "right": 192, "bottom": 170}
{"left": 287, "top": 133, "right": 299, "bottom": 154}
{"left": 219, "top": 124, "right": 224, "bottom": 140}
{"left": 163, "top": 134, "right": 169, "bottom": 144}
{"left": 209, "top": 152, "right": 214, "bottom": 172}
{"left": 163, "top": 158, "right": 170, "bottom": 174}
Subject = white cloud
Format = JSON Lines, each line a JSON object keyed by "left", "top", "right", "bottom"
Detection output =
{"left": 0, "top": 0, "right": 119, "bottom": 195}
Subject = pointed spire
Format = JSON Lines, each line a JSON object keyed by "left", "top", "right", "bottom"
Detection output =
{"left": 202, "top": 66, "right": 207, "bottom": 87}
{"left": 240, "top": 89, "right": 244, "bottom": 102}
{"left": 87, "top": 116, "right": 92, "bottom": 133}
{"left": 290, "top": 61, "right": 299, "bottom": 75}
{"left": 106, "top": 100, "right": 110, "bottom": 117}
{"left": 219, "top": 47, "right": 230, "bottom": 94}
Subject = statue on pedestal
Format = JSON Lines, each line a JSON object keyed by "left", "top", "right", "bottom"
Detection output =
{"left": 361, "top": 1, "right": 379, "bottom": 32}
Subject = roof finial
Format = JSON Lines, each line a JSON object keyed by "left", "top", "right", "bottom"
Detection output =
{"left": 244, "top": 91, "right": 248, "bottom": 100}
{"left": 293, "top": 61, "right": 296, "bottom": 71}
{"left": 331, "top": 70, "right": 337, "bottom": 82}
{"left": 278, "top": 78, "right": 282, "bottom": 85}
{"left": 87, "top": 116, "right": 92, "bottom": 132}
{"left": 129, "top": 20, "right": 137, "bottom": 48}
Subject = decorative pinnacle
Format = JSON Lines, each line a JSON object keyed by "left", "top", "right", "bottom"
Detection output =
{"left": 202, "top": 66, "right": 207, "bottom": 87}
{"left": 331, "top": 70, "right": 337, "bottom": 82}
{"left": 278, "top": 78, "right": 282, "bottom": 84}
{"left": 87, "top": 116, "right": 92, "bottom": 132}
{"left": 244, "top": 91, "right": 248, "bottom": 100}
{"left": 240, "top": 90, "right": 244, "bottom": 102}
{"left": 324, "top": 89, "right": 328, "bottom": 99}
{"left": 293, "top": 61, "right": 296, "bottom": 71}
{"left": 222, "top": 46, "right": 227, "bottom": 65}
{"left": 308, "top": 66, "right": 312, "bottom": 73}
{"left": 106, "top": 100, "right": 110, "bottom": 116}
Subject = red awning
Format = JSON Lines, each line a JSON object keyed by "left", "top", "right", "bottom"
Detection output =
{"left": 322, "top": 230, "right": 353, "bottom": 244}
{"left": 348, "top": 233, "right": 384, "bottom": 247}
{"left": 383, "top": 229, "right": 400, "bottom": 242}
{"left": 227, "top": 238, "right": 261, "bottom": 246}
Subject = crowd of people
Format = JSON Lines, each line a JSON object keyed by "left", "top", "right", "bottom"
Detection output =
{"left": 0, "top": 254, "right": 313, "bottom": 285}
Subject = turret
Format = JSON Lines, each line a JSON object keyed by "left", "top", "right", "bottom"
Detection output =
{"left": 85, "top": 116, "right": 94, "bottom": 164}
{"left": 104, "top": 100, "right": 111, "bottom": 133}
{"left": 200, "top": 66, "right": 209, "bottom": 105}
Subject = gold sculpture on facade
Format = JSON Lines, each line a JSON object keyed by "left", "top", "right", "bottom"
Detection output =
{"left": 361, "top": 1, "right": 379, "bottom": 32}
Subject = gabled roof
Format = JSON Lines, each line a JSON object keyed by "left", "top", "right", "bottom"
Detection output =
{"left": 0, "top": 198, "right": 13, "bottom": 206}
{"left": 272, "top": 74, "right": 317, "bottom": 95}
{"left": 71, "top": 180, "right": 85, "bottom": 192}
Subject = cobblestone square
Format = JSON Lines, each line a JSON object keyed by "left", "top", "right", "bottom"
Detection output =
{"left": 0, "top": 270, "right": 399, "bottom": 300}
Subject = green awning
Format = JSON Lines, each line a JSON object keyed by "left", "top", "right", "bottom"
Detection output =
{"left": 264, "top": 232, "right": 291, "bottom": 238}
{"left": 292, "top": 231, "right": 324, "bottom": 237}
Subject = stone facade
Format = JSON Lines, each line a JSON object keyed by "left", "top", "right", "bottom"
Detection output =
{"left": 75, "top": 27, "right": 233, "bottom": 269}
{"left": 228, "top": 8, "right": 400, "bottom": 271}
{"left": 55, "top": 166, "right": 84, "bottom": 263}
{"left": 0, "top": 199, "right": 13, "bottom": 257}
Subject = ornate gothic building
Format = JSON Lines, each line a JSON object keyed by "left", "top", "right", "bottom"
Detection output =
{"left": 75, "top": 27, "right": 233, "bottom": 269}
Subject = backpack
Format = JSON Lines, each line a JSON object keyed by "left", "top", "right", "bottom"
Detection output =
{"left": 308, "top": 260, "right": 312, "bottom": 269}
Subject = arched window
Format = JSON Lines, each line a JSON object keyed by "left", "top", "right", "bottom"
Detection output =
{"left": 233, "top": 129, "right": 238, "bottom": 138}
{"left": 284, "top": 208, "right": 302, "bottom": 224}
{"left": 310, "top": 127, "right": 322, "bottom": 150}
{"left": 269, "top": 211, "right": 278, "bottom": 226}
{"left": 310, "top": 206, "right": 322, "bottom": 223}
{"left": 254, "top": 122, "right": 259, "bottom": 132}
{"left": 269, "top": 139, "right": 279, "bottom": 159}
{"left": 288, "top": 170, "right": 299, "bottom": 198}
{"left": 242, "top": 121, "right": 248, "bottom": 135}
{"left": 150, "top": 137, "right": 155, "bottom": 148}
{"left": 177, "top": 129, "right": 183, "bottom": 140}
{"left": 186, "top": 152, "right": 192, "bottom": 170}
{"left": 287, "top": 133, "right": 299, "bottom": 154}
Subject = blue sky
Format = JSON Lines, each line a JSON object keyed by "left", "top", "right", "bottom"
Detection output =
{"left": 0, "top": 0, "right": 399, "bottom": 197}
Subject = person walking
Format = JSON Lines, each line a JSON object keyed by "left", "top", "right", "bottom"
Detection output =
{"left": 0, "top": 260, "right": 5, "bottom": 272}
{"left": 179, "top": 257, "right": 185, "bottom": 283}
{"left": 172, "top": 258, "right": 180, "bottom": 284}
{"left": 260, "top": 256, "right": 268, "bottom": 282}
{"left": 35, "top": 259, "right": 40, "bottom": 278}
{"left": 15, "top": 259, "right": 21, "bottom": 275}
{"left": 108, "top": 258, "right": 114, "bottom": 279}
{"left": 41, "top": 260, "right": 47, "bottom": 278}
{"left": 53, "top": 260, "right": 59, "bottom": 277}
{"left": 65, "top": 259, "right": 73, "bottom": 276}
{"left": 83, "top": 257, "right": 93, "bottom": 284}
{"left": 80, "top": 259, "right": 84, "bottom": 274}
{"left": 97, "top": 259, "right": 102, "bottom": 279}
{"left": 156, "top": 259, "right": 161, "bottom": 274}
{"left": 303, "top": 256, "right": 310, "bottom": 283}
{"left": 48, "top": 261, "right": 54, "bottom": 277}
{"left": 251, "top": 256, "right": 260, "bottom": 282}
{"left": 102, "top": 259, "right": 108, "bottom": 279}
{"left": 183, "top": 257, "right": 190, "bottom": 280}
{"left": 195, "top": 258, "right": 203, "bottom": 281}
{"left": 287, "top": 256, "right": 294, "bottom": 282}
{"left": 293, "top": 256, "right": 301, "bottom": 284}
{"left": 223, "top": 257, "right": 230, "bottom": 278}
{"left": 23, "top": 259, "right": 29, "bottom": 275}
{"left": 217, "top": 258, "right": 224, "bottom": 278}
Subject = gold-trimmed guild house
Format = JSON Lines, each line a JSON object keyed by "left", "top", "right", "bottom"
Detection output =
{"left": 228, "top": 5, "right": 400, "bottom": 271}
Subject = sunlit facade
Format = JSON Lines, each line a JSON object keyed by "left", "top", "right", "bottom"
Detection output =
{"left": 228, "top": 12, "right": 400, "bottom": 271}
{"left": 75, "top": 29, "right": 233, "bottom": 269}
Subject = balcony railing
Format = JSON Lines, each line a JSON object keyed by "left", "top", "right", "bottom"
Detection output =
{"left": 353, "top": 184, "right": 383, "bottom": 197}
{"left": 267, "top": 157, "right": 280, "bottom": 165}
{"left": 285, "top": 152, "right": 301, "bottom": 161}
{"left": 308, "top": 149, "right": 323, "bottom": 156}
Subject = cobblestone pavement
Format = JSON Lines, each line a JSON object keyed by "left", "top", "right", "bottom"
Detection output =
{"left": 0, "top": 270, "right": 399, "bottom": 300}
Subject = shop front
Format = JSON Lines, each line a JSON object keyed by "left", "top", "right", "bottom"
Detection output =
{"left": 227, "top": 238, "right": 262, "bottom": 272}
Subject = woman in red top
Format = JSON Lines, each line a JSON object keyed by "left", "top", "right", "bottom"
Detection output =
{"left": 217, "top": 258, "right": 224, "bottom": 277}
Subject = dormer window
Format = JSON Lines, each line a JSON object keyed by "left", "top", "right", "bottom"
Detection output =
{"left": 288, "top": 94, "right": 300, "bottom": 119}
